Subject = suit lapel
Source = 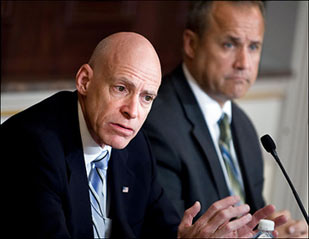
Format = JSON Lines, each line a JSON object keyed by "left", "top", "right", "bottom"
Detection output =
{"left": 171, "top": 65, "right": 230, "bottom": 199}
{"left": 62, "top": 91, "right": 93, "bottom": 237}
{"left": 108, "top": 148, "right": 136, "bottom": 238}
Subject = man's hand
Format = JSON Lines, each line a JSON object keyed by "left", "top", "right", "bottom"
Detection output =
{"left": 177, "top": 196, "right": 290, "bottom": 238}
{"left": 268, "top": 210, "right": 308, "bottom": 238}
{"left": 235, "top": 204, "right": 287, "bottom": 238}
{"left": 177, "top": 195, "right": 252, "bottom": 238}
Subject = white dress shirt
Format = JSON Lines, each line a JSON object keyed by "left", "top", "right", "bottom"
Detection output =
{"left": 78, "top": 101, "right": 112, "bottom": 237}
{"left": 183, "top": 63, "right": 245, "bottom": 198}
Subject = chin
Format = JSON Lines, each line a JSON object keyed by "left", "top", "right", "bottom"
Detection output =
{"left": 229, "top": 89, "right": 247, "bottom": 99}
{"left": 111, "top": 142, "right": 129, "bottom": 149}
{"left": 106, "top": 136, "right": 132, "bottom": 149}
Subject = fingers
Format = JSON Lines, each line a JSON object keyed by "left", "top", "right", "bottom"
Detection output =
{"left": 247, "top": 204, "right": 276, "bottom": 229}
{"left": 214, "top": 213, "right": 253, "bottom": 237}
{"left": 193, "top": 199, "right": 251, "bottom": 237}
{"left": 269, "top": 211, "right": 307, "bottom": 238}
{"left": 197, "top": 195, "right": 241, "bottom": 225}
{"left": 268, "top": 209, "right": 291, "bottom": 221}
{"left": 287, "top": 219, "right": 308, "bottom": 235}
{"left": 178, "top": 196, "right": 253, "bottom": 238}
{"left": 178, "top": 201, "right": 201, "bottom": 238}
{"left": 273, "top": 215, "right": 288, "bottom": 228}
{"left": 237, "top": 225, "right": 255, "bottom": 238}
{"left": 179, "top": 201, "right": 201, "bottom": 228}
{"left": 281, "top": 219, "right": 309, "bottom": 238}
{"left": 206, "top": 204, "right": 251, "bottom": 233}
{"left": 273, "top": 229, "right": 279, "bottom": 238}
{"left": 247, "top": 205, "right": 289, "bottom": 238}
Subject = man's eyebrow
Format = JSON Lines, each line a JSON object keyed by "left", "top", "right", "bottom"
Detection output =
{"left": 117, "top": 77, "right": 158, "bottom": 96}
{"left": 142, "top": 90, "right": 157, "bottom": 97}
{"left": 226, "top": 35, "right": 262, "bottom": 45}
{"left": 117, "top": 77, "right": 135, "bottom": 86}
{"left": 227, "top": 35, "right": 241, "bottom": 43}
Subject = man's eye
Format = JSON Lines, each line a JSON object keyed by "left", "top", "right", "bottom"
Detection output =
{"left": 223, "top": 42, "right": 234, "bottom": 49}
{"left": 116, "top": 86, "right": 126, "bottom": 92}
{"left": 144, "top": 95, "right": 153, "bottom": 102}
{"left": 142, "top": 95, "right": 154, "bottom": 104}
{"left": 249, "top": 44, "right": 259, "bottom": 51}
{"left": 145, "top": 95, "right": 152, "bottom": 101}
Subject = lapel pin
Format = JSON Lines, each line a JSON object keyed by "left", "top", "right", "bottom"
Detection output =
{"left": 122, "top": 186, "right": 129, "bottom": 193}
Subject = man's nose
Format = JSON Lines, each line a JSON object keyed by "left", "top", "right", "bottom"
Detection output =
{"left": 121, "top": 95, "right": 138, "bottom": 119}
{"left": 234, "top": 47, "right": 250, "bottom": 70}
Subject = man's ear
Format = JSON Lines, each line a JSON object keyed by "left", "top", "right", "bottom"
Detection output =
{"left": 183, "top": 29, "right": 199, "bottom": 59}
{"left": 76, "top": 64, "right": 93, "bottom": 96}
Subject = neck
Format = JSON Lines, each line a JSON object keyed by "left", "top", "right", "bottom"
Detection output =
{"left": 183, "top": 61, "right": 229, "bottom": 108}
{"left": 208, "top": 93, "right": 229, "bottom": 108}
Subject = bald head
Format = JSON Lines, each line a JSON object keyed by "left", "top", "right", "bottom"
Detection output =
{"left": 88, "top": 32, "right": 161, "bottom": 80}
{"left": 76, "top": 32, "right": 162, "bottom": 149}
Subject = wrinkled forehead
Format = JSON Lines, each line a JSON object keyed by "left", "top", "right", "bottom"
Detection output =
{"left": 114, "top": 63, "right": 161, "bottom": 85}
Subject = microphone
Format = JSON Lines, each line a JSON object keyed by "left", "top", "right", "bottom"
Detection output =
{"left": 260, "top": 134, "right": 309, "bottom": 225}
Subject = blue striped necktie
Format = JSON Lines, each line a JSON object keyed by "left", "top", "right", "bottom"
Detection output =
{"left": 88, "top": 150, "right": 109, "bottom": 238}
{"left": 218, "top": 113, "right": 245, "bottom": 203}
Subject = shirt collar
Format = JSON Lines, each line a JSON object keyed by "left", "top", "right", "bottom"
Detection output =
{"left": 182, "top": 62, "right": 232, "bottom": 125}
{"left": 78, "top": 101, "right": 112, "bottom": 166}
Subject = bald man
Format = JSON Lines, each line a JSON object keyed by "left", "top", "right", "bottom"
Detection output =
{"left": 1, "top": 32, "right": 285, "bottom": 238}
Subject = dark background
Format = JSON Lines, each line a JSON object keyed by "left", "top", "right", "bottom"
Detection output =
{"left": 1, "top": 1, "right": 299, "bottom": 91}
{"left": 1, "top": 1, "right": 189, "bottom": 87}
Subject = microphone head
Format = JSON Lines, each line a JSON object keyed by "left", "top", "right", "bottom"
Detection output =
{"left": 260, "top": 134, "right": 277, "bottom": 153}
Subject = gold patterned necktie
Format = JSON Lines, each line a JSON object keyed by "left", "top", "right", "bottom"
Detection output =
{"left": 218, "top": 113, "right": 245, "bottom": 203}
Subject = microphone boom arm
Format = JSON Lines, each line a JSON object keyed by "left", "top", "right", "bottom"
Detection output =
{"left": 270, "top": 150, "right": 309, "bottom": 225}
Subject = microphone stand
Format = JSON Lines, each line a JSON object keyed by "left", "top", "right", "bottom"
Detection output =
{"left": 270, "top": 149, "right": 309, "bottom": 225}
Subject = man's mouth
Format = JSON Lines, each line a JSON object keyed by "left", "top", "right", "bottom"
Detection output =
{"left": 227, "top": 76, "right": 249, "bottom": 83}
{"left": 110, "top": 123, "right": 134, "bottom": 136}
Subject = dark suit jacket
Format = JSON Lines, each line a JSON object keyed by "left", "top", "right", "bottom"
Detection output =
{"left": 1, "top": 91, "right": 180, "bottom": 238}
{"left": 143, "top": 64, "right": 265, "bottom": 220}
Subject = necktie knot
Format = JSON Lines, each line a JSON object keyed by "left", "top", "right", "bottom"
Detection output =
{"left": 92, "top": 150, "right": 109, "bottom": 171}
{"left": 218, "top": 113, "right": 231, "bottom": 144}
